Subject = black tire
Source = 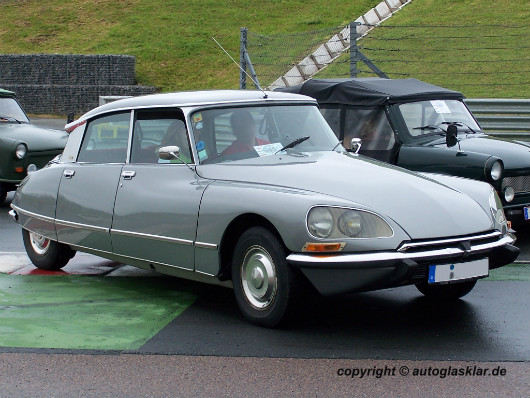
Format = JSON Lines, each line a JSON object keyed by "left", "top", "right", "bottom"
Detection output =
{"left": 22, "top": 229, "right": 76, "bottom": 270}
{"left": 232, "top": 226, "right": 298, "bottom": 327}
{"left": 415, "top": 279, "right": 477, "bottom": 300}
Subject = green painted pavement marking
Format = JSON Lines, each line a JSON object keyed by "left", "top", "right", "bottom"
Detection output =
{"left": 487, "top": 262, "right": 530, "bottom": 281}
{"left": 0, "top": 275, "right": 197, "bottom": 350}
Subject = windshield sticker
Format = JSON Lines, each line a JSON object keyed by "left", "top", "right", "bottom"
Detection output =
{"left": 431, "top": 100, "right": 451, "bottom": 114}
{"left": 193, "top": 113, "right": 202, "bottom": 123}
{"left": 254, "top": 143, "right": 284, "bottom": 157}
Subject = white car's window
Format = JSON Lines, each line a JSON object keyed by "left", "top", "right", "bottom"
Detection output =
{"left": 129, "top": 109, "right": 192, "bottom": 164}
{"left": 190, "top": 105, "right": 339, "bottom": 164}
{"left": 0, "top": 97, "right": 30, "bottom": 123}
{"left": 77, "top": 112, "right": 130, "bottom": 163}
{"left": 400, "top": 100, "right": 480, "bottom": 137}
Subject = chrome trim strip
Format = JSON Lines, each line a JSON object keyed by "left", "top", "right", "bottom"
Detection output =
{"left": 397, "top": 231, "right": 502, "bottom": 252}
{"left": 55, "top": 218, "right": 110, "bottom": 233}
{"left": 287, "top": 235, "right": 515, "bottom": 266}
{"left": 194, "top": 269, "right": 216, "bottom": 276}
{"left": 10, "top": 204, "right": 54, "bottom": 224}
{"left": 111, "top": 228, "right": 194, "bottom": 246}
{"left": 194, "top": 241, "right": 218, "bottom": 250}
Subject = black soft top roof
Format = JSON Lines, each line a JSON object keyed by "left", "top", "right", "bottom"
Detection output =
{"left": 277, "top": 78, "right": 464, "bottom": 107}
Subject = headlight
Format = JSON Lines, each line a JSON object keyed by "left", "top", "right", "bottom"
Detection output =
{"left": 503, "top": 186, "right": 515, "bottom": 203}
{"left": 15, "top": 143, "right": 27, "bottom": 160}
{"left": 307, "top": 206, "right": 393, "bottom": 239}
{"left": 307, "top": 207, "right": 333, "bottom": 238}
{"left": 489, "top": 189, "right": 508, "bottom": 235}
{"left": 487, "top": 159, "right": 503, "bottom": 181}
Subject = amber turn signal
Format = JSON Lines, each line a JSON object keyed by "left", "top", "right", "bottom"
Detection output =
{"left": 302, "top": 242, "right": 345, "bottom": 252}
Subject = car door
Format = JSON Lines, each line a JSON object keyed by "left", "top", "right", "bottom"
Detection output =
{"left": 110, "top": 109, "right": 207, "bottom": 271}
{"left": 55, "top": 112, "right": 131, "bottom": 253}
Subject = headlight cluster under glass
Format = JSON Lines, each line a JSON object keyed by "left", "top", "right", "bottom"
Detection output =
{"left": 15, "top": 143, "right": 27, "bottom": 160}
{"left": 307, "top": 206, "right": 393, "bottom": 239}
{"left": 489, "top": 189, "right": 508, "bottom": 235}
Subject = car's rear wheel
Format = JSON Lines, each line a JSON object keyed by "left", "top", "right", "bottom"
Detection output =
{"left": 415, "top": 280, "right": 477, "bottom": 300}
{"left": 232, "top": 226, "right": 298, "bottom": 327}
{"left": 22, "top": 229, "right": 76, "bottom": 270}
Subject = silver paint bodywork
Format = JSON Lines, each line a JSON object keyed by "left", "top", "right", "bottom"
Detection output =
{"left": 10, "top": 90, "right": 517, "bottom": 294}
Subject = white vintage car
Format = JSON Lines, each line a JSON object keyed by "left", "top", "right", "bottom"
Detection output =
{"left": 10, "top": 90, "right": 519, "bottom": 327}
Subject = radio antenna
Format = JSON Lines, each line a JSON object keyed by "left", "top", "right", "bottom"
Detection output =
{"left": 212, "top": 37, "right": 268, "bottom": 99}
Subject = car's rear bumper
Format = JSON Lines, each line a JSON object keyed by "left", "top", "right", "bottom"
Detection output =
{"left": 287, "top": 233, "right": 519, "bottom": 295}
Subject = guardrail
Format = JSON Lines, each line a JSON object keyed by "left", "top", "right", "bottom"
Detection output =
{"left": 464, "top": 99, "right": 530, "bottom": 137}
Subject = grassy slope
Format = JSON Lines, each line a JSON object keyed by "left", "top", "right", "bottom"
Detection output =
{"left": 0, "top": 0, "right": 379, "bottom": 91}
{"left": 317, "top": 0, "right": 530, "bottom": 98}
{"left": 0, "top": 0, "right": 528, "bottom": 97}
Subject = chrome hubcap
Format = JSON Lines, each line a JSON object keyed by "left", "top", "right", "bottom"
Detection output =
{"left": 241, "top": 245, "right": 277, "bottom": 310}
{"left": 29, "top": 232, "right": 50, "bottom": 255}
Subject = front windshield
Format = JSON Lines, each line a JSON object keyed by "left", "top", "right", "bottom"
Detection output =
{"left": 0, "top": 97, "right": 30, "bottom": 123}
{"left": 400, "top": 100, "right": 480, "bottom": 137}
{"left": 190, "top": 104, "right": 340, "bottom": 164}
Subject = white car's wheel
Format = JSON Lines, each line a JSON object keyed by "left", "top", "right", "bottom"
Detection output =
{"left": 416, "top": 280, "right": 477, "bottom": 300}
{"left": 232, "top": 227, "right": 298, "bottom": 327}
{"left": 22, "top": 229, "right": 76, "bottom": 270}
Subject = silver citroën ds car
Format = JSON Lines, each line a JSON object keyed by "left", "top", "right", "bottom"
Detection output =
{"left": 10, "top": 90, "right": 519, "bottom": 327}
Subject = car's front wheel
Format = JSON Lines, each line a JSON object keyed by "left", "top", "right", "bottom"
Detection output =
{"left": 415, "top": 280, "right": 477, "bottom": 300}
{"left": 232, "top": 227, "right": 298, "bottom": 327}
{"left": 22, "top": 229, "right": 76, "bottom": 270}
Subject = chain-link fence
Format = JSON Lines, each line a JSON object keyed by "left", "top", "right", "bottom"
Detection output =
{"left": 244, "top": 23, "right": 530, "bottom": 98}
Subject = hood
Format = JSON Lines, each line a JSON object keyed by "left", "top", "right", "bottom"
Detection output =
{"left": 196, "top": 152, "right": 493, "bottom": 239}
{"left": 430, "top": 134, "right": 530, "bottom": 172}
{"left": 0, "top": 123, "right": 68, "bottom": 151}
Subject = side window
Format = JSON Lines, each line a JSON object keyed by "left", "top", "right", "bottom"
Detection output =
{"left": 344, "top": 107, "right": 395, "bottom": 151}
{"left": 77, "top": 112, "right": 130, "bottom": 163}
{"left": 319, "top": 107, "right": 341, "bottom": 138}
{"left": 129, "top": 110, "right": 192, "bottom": 164}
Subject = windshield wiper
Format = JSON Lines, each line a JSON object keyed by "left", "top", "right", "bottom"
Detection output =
{"left": 441, "top": 121, "right": 480, "bottom": 134}
{"left": 413, "top": 125, "right": 443, "bottom": 131}
{"left": 0, "top": 114, "right": 21, "bottom": 123}
{"left": 275, "top": 136, "right": 310, "bottom": 154}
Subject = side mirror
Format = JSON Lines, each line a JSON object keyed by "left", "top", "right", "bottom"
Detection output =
{"left": 446, "top": 124, "right": 458, "bottom": 147}
{"left": 67, "top": 112, "right": 75, "bottom": 124}
{"left": 158, "top": 145, "right": 180, "bottom": 160}
{"left": 351, "top": 138, "right": 362, "bottom": 154}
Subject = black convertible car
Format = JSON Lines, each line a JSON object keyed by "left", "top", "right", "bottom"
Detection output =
{"left": 279, "top": 78, "right": 530, "bottom": 226}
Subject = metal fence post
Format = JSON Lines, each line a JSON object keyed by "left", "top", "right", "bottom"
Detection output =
{"left": 349, "top": 21, "right": 360, "bottom": 78}
{"left": 240, "top": 27, "right": 248, "bottom": 89}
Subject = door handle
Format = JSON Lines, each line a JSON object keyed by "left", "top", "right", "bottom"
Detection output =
{"left": 121, "top": 170, "right": 136, "bottom": 180}
{"left": 63, "top": 170, "right": 75, "bottom": 178}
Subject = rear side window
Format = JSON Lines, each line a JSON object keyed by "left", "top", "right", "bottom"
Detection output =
{"left": 77, "top": 113, "right": 131, "bottom": 163}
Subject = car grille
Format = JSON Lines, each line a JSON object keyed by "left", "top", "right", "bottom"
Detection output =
{"left": 502, "top": 175, "right": 530, "bottom": 194}
{"left": 399, "top": 231, "right": 503, "bottom": 281}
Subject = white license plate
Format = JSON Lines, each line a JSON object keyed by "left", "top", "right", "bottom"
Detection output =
{"left": 428, "top": 258, "right": 489, "bottom": 284}
{"left": 524, "top": 206, "right": 530, "bottom": 221}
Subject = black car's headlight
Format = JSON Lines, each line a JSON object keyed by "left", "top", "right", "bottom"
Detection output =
{"left": 307, "top": 206, "right": 393, "bottom": 239}
{"left": 15, "top": 143, "right": 27, "bottom": 160}
{"left": 485, "top": 158, "right": 503, "bottom": 182}
{"left": 489, "top": 189, "right": 508, "bottom": 234}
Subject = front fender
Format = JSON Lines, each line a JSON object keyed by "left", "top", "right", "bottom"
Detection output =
{"left": 194, "top": 181, "right": 409, "bottom": 276}
{"left": 397, "top": 145, "right": 502, "bottom": 187}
